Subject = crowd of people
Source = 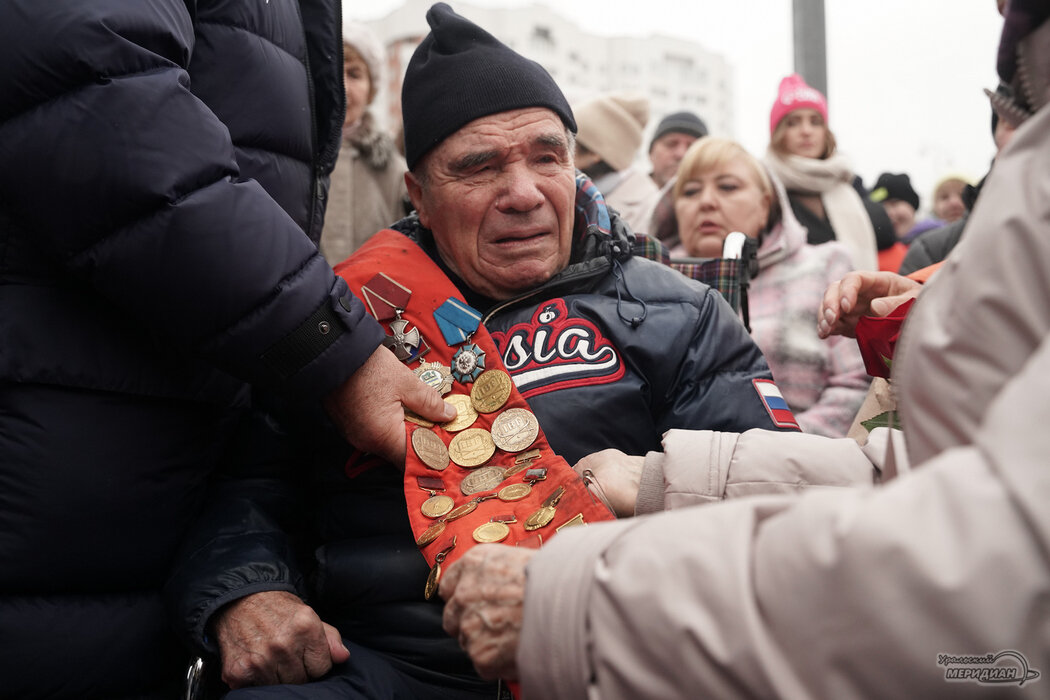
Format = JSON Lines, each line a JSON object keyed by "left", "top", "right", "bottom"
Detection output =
{"left": 0, "top": 0, "right": 1046, "bottom": 699}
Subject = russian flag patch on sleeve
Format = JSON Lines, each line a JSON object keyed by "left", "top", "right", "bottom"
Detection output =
{"left": 753, "top": 379, "right": 801, "bottom": 430}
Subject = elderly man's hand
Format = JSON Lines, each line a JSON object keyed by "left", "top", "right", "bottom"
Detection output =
{"left": 212, "top": 590, "right": 349, "bottom": 689}
{"left": 574, "top": 449, "right": 643, "bottom": 517}
{"left": 818, "top": 271, "right": 922, "bottom": 339}
{"left": 440, "top": 545, "right": 536, "bottom": 681}
{"left": 323, "top": 346, "right": 455, "bottom": 465}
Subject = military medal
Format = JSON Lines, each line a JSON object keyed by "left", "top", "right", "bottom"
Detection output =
{"left": 490, "top": 408, "right": 539, "bottom": 453}
{"left": 524, "top": 485, "right": 566, "bottom": 531}
{"left": 448, "top": 428, "right": 495, "bottom": 468}
{"left": 441, "top": 394, "right": 478, "bottom": 433}
{"left": 411, "top": 428, "right": 449, "bottom": 471}
{"left": 404, "top": 411, "right": 435, "bottom": 428}
{"left": 516, "top": 533, "right": 543, "bottom": 549}
{"left": 450, "top": 343, "right": 486, "bottom": 384}
{"left": 497, "top": 482, "right": 531, "bottom": 502}
{"left": 470, "top": 369, "right": 513, "bottom": 413}
{"left": 416, "top": 521, "right": 446, "bottom": 547}
{"left": 424, "top": 537, "right": 457, "bottom": 600}
{"left": 415, "top": 362, "right": 454, "bottom": 395}
{"left": 515, "top": 448, "right": 542, "bottom": 466}
{"left": 473, "top": 515, "right": 516, "bottom": 544}
{"left": 556, "top": 513, "right": 586, "bottom": 531}
{"left": 361, "top": 273, "right": 429, "bottom": 363}
{"left": 524, "top": 467, "right": 548, "bottom": 484}
{"left": 460, "top": 466, "right": 508, "bottom": 496}
{"left": 446, "top": 493, "right": 498, "bottom": 522}
{"left": 418, "top": 476, "right": 454, "bottom": 519}
{"left": 433, "top": 298, "right": 482, "bottom": 346}
{"left": 384, "top": 318, "right": 427, "bottom": 363}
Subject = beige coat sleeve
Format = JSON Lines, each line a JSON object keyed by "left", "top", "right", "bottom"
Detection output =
{"left": 634, "top": 428, "right": 883, "bottom": 514}
{"left": 520, "top": 333, "right": 1050, "bottom": 699}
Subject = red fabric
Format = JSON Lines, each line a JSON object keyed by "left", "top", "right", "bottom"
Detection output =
{"left": 334, "top": 230, "right": 615, "bottom": 572}
{"left": 906, "top": 262, "right": 942, "bottom": 284}
{"left": 854, "top": 298, "right": 916, "bottom": 378}
{"left": 879, "top": 242, "right": 908, "bottom": 272}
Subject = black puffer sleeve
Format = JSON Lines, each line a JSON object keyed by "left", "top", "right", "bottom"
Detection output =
{"left": 0, "top": 1, "right": 383, "bottom": 403}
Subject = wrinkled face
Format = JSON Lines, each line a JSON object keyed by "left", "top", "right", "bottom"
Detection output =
{"left": 343, "top": 50, "right": 372, "bottom": 128}
{"left": 406, "top": 108, "right": 577, "bottom": 300}
{"left": 883, "top": 199, "right": 917, "bottom": 238}
{"left": 649, "top": 132, "right": 699, "bottom": 188}
{"left": 781, "top": 108, "right": 827, "bottom": 159}
{"left": 674, "top": 157, "right": 771, "bottom": 258}
{"left": 933, "top": 180, "right": 967, "bottom": 222}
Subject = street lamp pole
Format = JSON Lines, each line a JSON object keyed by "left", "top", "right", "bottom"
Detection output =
{"left": 792, "top": 0, "right": 827, "bottom": 98}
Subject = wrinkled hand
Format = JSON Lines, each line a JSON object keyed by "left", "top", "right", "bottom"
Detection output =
{"left": 573, "top": 449, "right": 643, "bottom": 517}
{"left": 818, "top": 271, "right": 922, "bottom": 339}
{"left": 440, "top": 545, "right": 536, "bottom": 681}
{"left": 212, "top": 590, "right": 349, "bottom": 689}
{"left": 323, "top": 346, "right": 455, "bottom": 465}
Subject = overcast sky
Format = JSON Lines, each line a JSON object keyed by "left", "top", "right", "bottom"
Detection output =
{"left": 344, "top": 0, "right": 1005, "bottom": 213}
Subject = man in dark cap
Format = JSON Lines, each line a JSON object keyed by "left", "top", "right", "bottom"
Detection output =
{"left": 648, "top": 110, "right": 708, "bottom": 189}
{"left": 441, "top": 1, "right": 1050, "bottom": 695}
{"left": 168, "top": 5, "right": 806, "bottom": 698}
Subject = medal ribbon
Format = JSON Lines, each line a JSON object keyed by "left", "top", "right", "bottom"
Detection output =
{"left": 434, "top": 297, "right": 482, "bottom": 346}
{"left": 335, "top": 230, "right": 615, "bottom": 574}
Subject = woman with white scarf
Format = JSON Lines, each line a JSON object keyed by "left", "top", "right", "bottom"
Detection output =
{"left": 764, "top": 74, "right": 884, "bottom": 271}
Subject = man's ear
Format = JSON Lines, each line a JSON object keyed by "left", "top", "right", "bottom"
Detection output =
{"left": 405, "top": 171, "right": 429, "bottom": 228}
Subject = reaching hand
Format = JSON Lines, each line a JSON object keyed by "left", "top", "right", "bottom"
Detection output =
{"left": 212, "top": 590, "right": 349, "bottom": 689}
{"left": 573, "top": 449, "right": 644, "bottom": 517}
{"left": 323, "top": 346, "right": 455, "bottom": 465}
{"left": 818, "top": 271, "right": 922, "bottom": 339}
{"left": 440, "top": 545, "right": 536, "bottom": 681}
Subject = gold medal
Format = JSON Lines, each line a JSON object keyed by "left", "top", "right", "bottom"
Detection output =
{"left": 490, "top": 408, "right": 539, "bottom": 453}
{"left": 421, "top": 493, "right": 455, "bottom": 519}
{"left": 556, "top": 513, "right": 586, "bottom": 531}
{"left": 448, "top": 428, "right": 495, "bottom": 468}
{"left": 472, "top": 521, "right": 511, "bottom": 543}
{"left": 523, "top": 505, "right": 556, "bottom": 531}
{"left": 497, "top": 482, "right": 532, "bottom": 501}
{"left": 411, "top": 428, "right": 449, "bottom": 471}
{"left": 424, "top": 560, "right": 442, "bottom": 600}
{"left": 515, "top": 448, "right": 542, "bottom": 465}
{"left": 470, "top": 369, "right": 513, "bottom": 413}
{"left": 446, "top": 492, "right": 497, "bottom": 522}
{"left": 404, "top": 411, "right": 435, "bottom": 428}
{"left": 415, "top": 362, "right": 454, "bottom": 395}
{"left": 459, "top": 465, "right": 507, "bottom": 496}
{"left": 424, "top": 537, "right": 457, "bottom": 600}
{"left": 416, "top": 521, "right": 446, "bottom": 547}
{"left": 446, "top": 500, "right": 478, "bottom": 522}
{"left": 524, "top": 486, "right": 565, "bottom": 531}
{"left": 441, "top": 394, "right": 478, "bottom": 433}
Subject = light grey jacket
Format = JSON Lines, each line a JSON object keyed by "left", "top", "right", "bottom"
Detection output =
{"left": 519, "top": 91, "right": 1050, "bottom": 699}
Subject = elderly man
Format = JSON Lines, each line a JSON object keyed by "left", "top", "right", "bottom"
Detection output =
{"left": 168, "top": 4, "right": 801, "bottom": 699}
{"left": 441, "top": 4, "right": 1050, "bottom": 696}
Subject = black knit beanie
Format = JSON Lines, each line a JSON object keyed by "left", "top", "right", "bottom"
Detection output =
{"left": 401, "top": 3, "right": 576, "bottom": 170}
{"left": 870, "top": 172, "right": 920, "bottom": 211}
{"left": 649, "top": 111, "right": 708, "bottom": 151}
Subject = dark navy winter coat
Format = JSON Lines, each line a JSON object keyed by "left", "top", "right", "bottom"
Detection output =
{"left": 0, "top": 1, "right": 384, "bottom": 698}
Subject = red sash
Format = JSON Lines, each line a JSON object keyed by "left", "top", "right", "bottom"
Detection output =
{"left": 334, "top": 230, "right": 614, "bottom": 575}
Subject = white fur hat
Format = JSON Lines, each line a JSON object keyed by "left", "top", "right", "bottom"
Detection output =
{"left": 342, "top": 21, "right": 384, "bottom": 89}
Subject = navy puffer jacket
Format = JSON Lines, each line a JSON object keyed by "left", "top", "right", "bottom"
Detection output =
{"left": 0, "top": 1, "right": 383, "bottom": 698}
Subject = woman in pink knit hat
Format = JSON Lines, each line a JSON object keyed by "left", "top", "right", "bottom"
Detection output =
{"left": 764, "top": 74, "right": 888, "bottom": 271}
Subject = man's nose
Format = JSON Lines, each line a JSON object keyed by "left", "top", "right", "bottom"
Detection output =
{"left": 497, "top": 166, "right": 545, "bottom": 212}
